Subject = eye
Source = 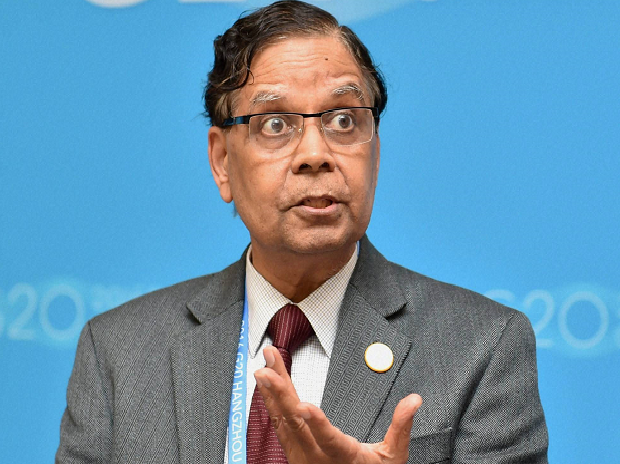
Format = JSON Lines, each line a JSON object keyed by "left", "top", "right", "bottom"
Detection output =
{"left": 324, "top": 111, "right": 356, "bottom": 132}
{"left": 260, "top": 116, "right": 289, "bottom": 135}
{"left": 335, "top": 114, "right": 354, "bottom": 130}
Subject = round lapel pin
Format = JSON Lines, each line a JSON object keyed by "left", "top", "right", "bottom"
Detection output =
{"left": 364, "top": 342, "right": 394, "bottom": 373}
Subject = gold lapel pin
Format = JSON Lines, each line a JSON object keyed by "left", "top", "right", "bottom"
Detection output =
{"left": 364, "top": 342, "right": 394, "bottom": 373}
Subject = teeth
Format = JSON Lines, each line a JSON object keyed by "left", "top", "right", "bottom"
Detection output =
{"left": 303, "top": 198, "right": 332, "bottom": 209}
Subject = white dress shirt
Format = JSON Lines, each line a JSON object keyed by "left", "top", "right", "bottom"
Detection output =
{"left": 245, "top": 244, "right": 358, "bottom": 418}
{"left": 224, "top": 244, "right": 358, "bottom": 463}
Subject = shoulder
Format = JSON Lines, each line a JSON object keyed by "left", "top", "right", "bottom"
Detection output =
{"left": 393, "top": 260, "right": 516, "bottom": 320}
{"left": 87, "top": 256, "right": 245, "bottom": 350}
{"left": 390, "top": 263, "right": 536, "bottom": 364}
{"left": 90, "top": 275, "right": 205, "bottom": 328}
{"left": 356, "top": 237, "right": 529, "bottom": 348}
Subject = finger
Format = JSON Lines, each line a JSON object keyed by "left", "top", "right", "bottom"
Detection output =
{"left": 297, "top": 402, "right": 359, "bottom": 460}
{"left": 255, "top": 364, "right": 301, "bottom": 424}
{"left": 263, "top": 346, "right": 294, "bottom": 387}
{"left": 255, "top": 367, "right": 319, "bottom": 453}
{"left": 254, "top": 347, "right": 298, "bottom": 416}
{"left": 254, "top": 367, "right": 284, "bottom": 423}
{"left": 260, "top": 347, "right": 300, "bottom": 405}
{"left": 382, "top": 394, "right": 423, "bottom": 456}
{"left": 255, "top": 346, "right": 306, "bottom": 437}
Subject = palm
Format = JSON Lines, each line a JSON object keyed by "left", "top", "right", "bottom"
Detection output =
{"left": 254, "top": 346, "right": 422, "bottom": 464}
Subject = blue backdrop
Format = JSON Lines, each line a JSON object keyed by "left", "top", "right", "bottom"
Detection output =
{"left": 1, "top": 0, "right": 618, "bottom": 462}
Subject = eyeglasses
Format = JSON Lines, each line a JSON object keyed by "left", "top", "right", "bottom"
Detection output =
{"left": 222, "top": 107, "right": 378, "bottom": 151}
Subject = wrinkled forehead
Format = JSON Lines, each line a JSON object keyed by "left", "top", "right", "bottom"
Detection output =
{"left": 231, "top": 36, "right": 371, "bottom": 113}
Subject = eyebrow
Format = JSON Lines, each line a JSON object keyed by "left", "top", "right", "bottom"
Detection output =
{"left": 332, "top": 83, "right": 366, "bottom": 102}
{"left": 245, "top": 83, "right": 366, "bottom": 114}
{"left": 249, "top": 91, "right": 282, "bottom": 112}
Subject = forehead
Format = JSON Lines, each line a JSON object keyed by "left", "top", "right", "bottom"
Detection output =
{"left": 237, "top": 36, "right": 368, "bottom": 111}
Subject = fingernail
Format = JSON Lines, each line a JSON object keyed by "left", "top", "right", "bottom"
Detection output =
{"left": 255, "top": 372, "right": 271, "bottom": 388}
{"left": 299, "top": 407, "right": 311, "bottom": 420}
{"left": 264, "top": 348, "right": 275, "bottom": 368}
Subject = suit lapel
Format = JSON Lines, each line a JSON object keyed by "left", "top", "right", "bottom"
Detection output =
{"left": 321, "top": 237, "right": 412, "bottom": 442}
{"left": 168, "top": 239, "right": 411, "bottom": 460}
{"left": 170, "top": 257, "right": 246, "bottom": 464}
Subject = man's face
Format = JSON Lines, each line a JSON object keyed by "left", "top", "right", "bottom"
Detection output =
{"left": 208, "top": 35, "right": 380, "bottom": 259}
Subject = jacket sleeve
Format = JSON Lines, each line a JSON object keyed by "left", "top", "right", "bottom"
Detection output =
{"left": 453, "top": 311, "right": 549, "bottom": 464}
{"left": 56, "top": 321, "right": 113, "bottom": 464}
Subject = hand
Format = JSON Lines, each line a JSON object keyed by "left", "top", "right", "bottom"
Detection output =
{"left": 254, "top": 346, "right": 423, "bottom": 464}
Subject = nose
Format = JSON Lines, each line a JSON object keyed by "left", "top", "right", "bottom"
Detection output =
{"left": 290, "top": 119, "right": 336, "bottom": 174}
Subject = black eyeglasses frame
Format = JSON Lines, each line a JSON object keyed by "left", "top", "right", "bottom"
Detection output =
{"left": 221, "top": 106, "right": 379, "bottom": 127}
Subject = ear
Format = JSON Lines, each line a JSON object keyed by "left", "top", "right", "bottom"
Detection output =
{"left": 208, "top": 126, "right": 233, "bottom": 203}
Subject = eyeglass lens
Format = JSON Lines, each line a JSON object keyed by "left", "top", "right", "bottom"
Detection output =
{"left": 248, "top": 108, "right": 375, "bottom": 151}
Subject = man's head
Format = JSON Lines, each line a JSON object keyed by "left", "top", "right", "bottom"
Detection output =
{"left": 204, "top": 0, "right": 387, "bottom": 127}
{"left": 207, "top": 1, "right": 385, "bottom": 266}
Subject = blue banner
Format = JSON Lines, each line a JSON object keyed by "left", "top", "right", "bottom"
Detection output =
{"left": 1, "top": 1, "right": 618, "bottom": 462}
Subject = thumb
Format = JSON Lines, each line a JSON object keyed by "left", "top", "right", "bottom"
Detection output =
{"left": 382, "top": 394, "right": 423, "bottom": 457}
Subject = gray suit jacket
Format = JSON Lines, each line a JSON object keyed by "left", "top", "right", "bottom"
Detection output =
{"left": 57, "top": 237, "right": 548, "bottom": 464}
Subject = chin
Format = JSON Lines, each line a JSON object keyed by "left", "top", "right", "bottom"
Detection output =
{"left": 283, "top": 229, "right": 362, "bottom": 255}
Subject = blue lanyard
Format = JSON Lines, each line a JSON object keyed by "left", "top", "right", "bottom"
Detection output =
{"left": 226, "top": 243, "right": 357, "bottom": 463}
{"left": 228, "top": 289, "right": 249, "bottom": 464}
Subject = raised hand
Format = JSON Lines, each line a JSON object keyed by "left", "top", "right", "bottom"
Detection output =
{"left": 254, "top": 346, "right": 423, "bottom": 464}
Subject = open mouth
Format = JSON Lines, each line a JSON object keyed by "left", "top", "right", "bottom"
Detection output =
{"left": 300, "top": 198, "right": 334, "bottom": 209}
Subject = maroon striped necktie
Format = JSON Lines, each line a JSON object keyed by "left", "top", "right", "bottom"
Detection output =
{"left": 246, "top": 304, "right": 314, "bottom": 464}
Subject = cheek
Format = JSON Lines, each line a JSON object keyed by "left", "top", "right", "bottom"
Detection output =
{"left": 345, "top": 159, "right": 378, "bottom": 214}
{"left": 226, "top": 149, "right": 287, "bottom": 214}
{"left": 359, "top": 152, "right": 379, "bottom": 191}
{"left": 226, "top": 140, "right": 257, "bottom": 196}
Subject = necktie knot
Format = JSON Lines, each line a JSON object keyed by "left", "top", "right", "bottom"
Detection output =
{"left": 267, "top": 303, "right": 314, "bottom": 354}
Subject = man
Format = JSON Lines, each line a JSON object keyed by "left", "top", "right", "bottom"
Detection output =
{"left": 57, "top": 1, "right": 548, "bottom": 463}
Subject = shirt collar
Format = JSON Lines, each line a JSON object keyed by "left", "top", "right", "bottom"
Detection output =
{"left": 245, "top": 244, "right": 358, "bottom": 360}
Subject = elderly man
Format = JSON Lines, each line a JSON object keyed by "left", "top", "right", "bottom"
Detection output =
{"left": 57, "top": 1, "right": 548, "bottom": 463}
